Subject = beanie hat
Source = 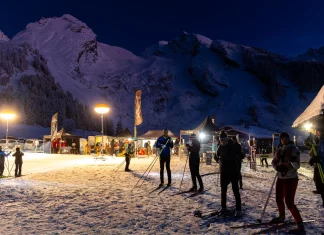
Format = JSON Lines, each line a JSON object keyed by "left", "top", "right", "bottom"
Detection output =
{"left": 219, "top": 130, "right": 228, "bottom": 141}
{"left": 280, "top": 131, "right": 290, "bottom": 139}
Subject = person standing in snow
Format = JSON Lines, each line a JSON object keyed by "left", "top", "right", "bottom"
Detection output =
{"left": 308, "top": 128, "right": 324, "bottom": 208}
{"left": 186, "top": 134, "right": 204, "bottom": 192}
{"left": 124, "top": 143, "right": 134, "bottom": 172}
{"left": 156, "top": 129, "right": 174, "bottom": 187}
{"left": 0, "top": 147, "right": 11, "bottom": 177}
{"left": 12, "top": 147, "right": 24, "bottom": 177}
{"left": 271, "top": 132, "right": 305, "bottom": 233}
{"left": 215, "top": 130, "right": 242, "bottom": 217}
{"left": 232, "top": 136, "right": 244, "bottom": 189}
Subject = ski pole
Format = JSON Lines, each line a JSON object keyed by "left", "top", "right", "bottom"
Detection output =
{"left": 257, "top": 172, "right": 278, "bottom": 223}
{"left": 8, "top": 162, "right": 15, "bottom": 177}
{"left": 115, "top": 160, "right": 126, "bottom": 172}
{"left": 130, "top": 155, "right": 159, "bottom": 192}
{"left": 139, "top": 155, "right": 159, "bottom": 187}
{"left": 179, "top": 154, "right": 189, "bottom": 193}
{"left": 317, "top": 163, "right": 324, "bottom": 183}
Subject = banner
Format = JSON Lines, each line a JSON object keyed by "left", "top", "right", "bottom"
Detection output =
{"left": 135, "top": 90, "right": 143, "bottom": 126}
{"left": 51, "top": 112, "right": 58, "bottom": 141}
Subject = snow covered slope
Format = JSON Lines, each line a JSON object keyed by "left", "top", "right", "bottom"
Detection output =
{"left": 0, "top": 31, "right": 9, "bottom": 41}
{"left": 4, "top": 15, "right": 318, "bottom": 135}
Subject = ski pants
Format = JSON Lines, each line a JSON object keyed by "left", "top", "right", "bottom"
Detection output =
{"left": 125, "top": 155, "right": 130, "bottom": 171}
{"left": 15, "top": 163, "right": 22, "bottom": 176}
{"left": 221, "top": 173, "right": 241, "bottom": 211}
{"left": 261, "top": 158, "right": 269, "bottom": 167}
{"left": 189, "top": 157, "right": 203, "bottom": 189}
{"left": 275, "top": 178, "right": 303, "bottom": 223}
{"left": 160, "top": 155, "right": 171, "bottom": 184}
{"left": 0, "top": 162, "right": 4, "bottom": 176}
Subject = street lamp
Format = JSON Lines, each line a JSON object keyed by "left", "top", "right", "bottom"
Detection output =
{"left": 94, "top": 104, "right": 109, "bottom": 155}
{"left": 0, "top": 111, "right": 16, "bottom": 149}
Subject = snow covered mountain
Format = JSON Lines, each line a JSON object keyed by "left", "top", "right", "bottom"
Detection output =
{"left": 1, "top": 14, "right": 321, "bottom": 135}
{"left": 0, "top": 31, "right": 9, "bottom": 41}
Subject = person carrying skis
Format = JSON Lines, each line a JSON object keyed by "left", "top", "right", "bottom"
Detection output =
{"left": 0, "top": 147, "right": 11, "bottom": 177}
{"left": 215, "top": 130, "right": 242, "bottom": 217}
{"left": 186, "top": 134, "right": 204, "bottom": 192}
{"left": 12, "top": 147, "right": 24, "bottom": 177}
{"left": 232, "top": 136, "right": 244, "bottom": 189}
{"left": 308, "top": 128, "right": 324, "bottom": 208}
{"left": 124, "top": 143, "right": 134, "bottom": 172}
{"left": 271, "top": 132, "right": 305, "bottom": 233}
{"left": 156, "top": 129, "right": 174, "bottom": 187}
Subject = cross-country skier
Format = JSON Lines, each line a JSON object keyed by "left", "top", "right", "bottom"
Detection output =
{"left": 231, "top": 136, "right": 244, "bottom": 189}
{"left": 155, "top": 129, "right": 174, "bottom": 187}
{"left": 186, "top": 134, "right": 204, "bottom": 192}
{"left": 271, "top": 132, "right": 305, "bottom": 233}
{"left": 12, "top": 147, "right": 24, "bottom": 177}
{"left": 308, "top": 128, "right": 324, "bottom": 208}
{"left": 125, "top": 143, "right": 134, "bottom": 172}
{"left": 215, "top": 130, "right": 242, "bottom": 217}
{"left": 0, "top": 146, "right": 11, "bottom": 177}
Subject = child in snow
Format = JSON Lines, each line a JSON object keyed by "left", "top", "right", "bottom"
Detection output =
{"left": 12, "top": 147, "right": 24, "bottom": 177}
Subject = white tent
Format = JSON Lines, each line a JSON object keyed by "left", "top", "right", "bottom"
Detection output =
{"left": 292, "top": 85, "right": 324, "bottom": 128}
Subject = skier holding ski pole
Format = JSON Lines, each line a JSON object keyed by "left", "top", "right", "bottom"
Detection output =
{"left": 271, "top": 132, "right": 305, "bottom": 233}
{"left": 186, "top": 134, "right": 204, "bottom": 192}
{"left": 156, "top": 129, "right": 173, "bottom": 187}
{"left": 308, "top": 127, "right": 324, "bottom": 208}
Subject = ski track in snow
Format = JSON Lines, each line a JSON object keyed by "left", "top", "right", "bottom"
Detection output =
{"left": 0, "top": 154, "right": 323, "bottom": 234}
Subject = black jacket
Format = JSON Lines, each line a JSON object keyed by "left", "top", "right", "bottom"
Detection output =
{"left": 215, "top": 139, "right": 240, "bottom": 175}
{"left": 187, "top": 139, "right": 200, "bottom": 159}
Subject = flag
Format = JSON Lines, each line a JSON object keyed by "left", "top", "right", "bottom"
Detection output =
{"left": 51, "top": 112, "right": 58, "bottom": 141}
{"left": 134, "top": 90, "right": 143, "bottom": 126}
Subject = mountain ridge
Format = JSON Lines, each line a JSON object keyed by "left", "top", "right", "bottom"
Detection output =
{"left": 0, "top": 14, "right": 322, "bottom": 137}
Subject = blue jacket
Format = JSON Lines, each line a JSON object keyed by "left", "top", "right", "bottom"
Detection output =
{"left": 0, "top": 150, "right": 11, "bottom": 163}
{"left": 156, "top": 136, "right": 174, "bottom": 157}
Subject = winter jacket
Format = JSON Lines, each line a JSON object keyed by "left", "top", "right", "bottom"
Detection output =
{"left": 156, "top": 136, "right": 174, "bottom": 157}
{"left": 13, "top": 151, "right": 24, "bottom": 164}
{"left": 272, "top": 141, "right": 300, "bottom": 179}
{"left": 233, "top": 142, "right": 244, "bottom": 160}
{"left": 309, "top": 139, "right": 324, "bottom": 171}
{"left": 187, "top": 139, "right": 200, "bottom": 160}
{"left": 215, "top": 139, "right": 240, "bottom": 176}
{"left": 0, "top": 151, "right": 11, "bottom": 163}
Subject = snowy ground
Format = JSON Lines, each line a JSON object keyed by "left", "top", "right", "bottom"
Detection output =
{"left": 0, "top": 153, "right": 323, "bottom": 235}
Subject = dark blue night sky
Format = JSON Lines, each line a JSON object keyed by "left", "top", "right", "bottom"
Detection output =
{"left": 1, "top": 0, "right": 324, "bottom": 56}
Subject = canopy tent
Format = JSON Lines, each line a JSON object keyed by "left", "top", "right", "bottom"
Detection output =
{"left": 180, "top": 116, "right": 218, "bottom": 136}
{"left": 138, "top": 130, "right": 178, "bottom": 139}
{"left": 116, "top": 128, "right": 133, "bottom": 138}
{"left": 220, "top": 125, "right": 278, "bottom": 139}
{"left": 293, "top": 85, "right": 324, "bottom": 129}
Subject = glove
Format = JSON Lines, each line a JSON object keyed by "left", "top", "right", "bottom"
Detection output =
{"left": 275, "top": 162, "right": 288, "bottom": 173}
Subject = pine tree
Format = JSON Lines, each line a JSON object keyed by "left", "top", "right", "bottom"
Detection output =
{"left": 116, "top": 120, "right": 123, "bottom": 136}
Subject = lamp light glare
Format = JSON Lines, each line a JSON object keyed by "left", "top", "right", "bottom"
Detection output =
{"left": 0, "top": 113, "right": 15, "bottom": 120}
{"left": 94, "top": 104, "right": 109, "bottom": 114}
{"left": 304, "top": 122, "right": 313, "bottom": 131}
{"left": 199, "top": 132, "right": 206, "bottom": 139}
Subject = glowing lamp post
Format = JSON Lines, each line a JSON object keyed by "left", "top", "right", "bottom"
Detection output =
{"left": 0, "top": 112, "right": 16, "bottom": 148}
{"left": 94, "top": 104, "right": 109, "bottom": 155}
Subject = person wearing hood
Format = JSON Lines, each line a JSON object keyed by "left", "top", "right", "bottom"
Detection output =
{"left": 271, "top": 132, "right": 305, "bottom": 234}
{"left": 186, "top": 134, "right": 204, "bottom": 192}
{"left": 215, "top": 130, "right": 242, "bottom": 217}
{"left": 0, "top": 146, "right": 11, "bottom": 177}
